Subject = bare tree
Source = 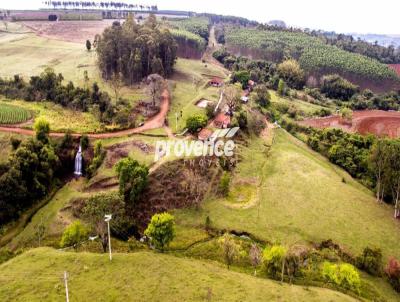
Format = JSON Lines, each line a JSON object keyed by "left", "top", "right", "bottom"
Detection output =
{"left": 110, "top": 72, "right": 123, "bottom": 102}
{"left": 249, "top": 243, "right": 262, "bottom": 276}
{"left": 146, "top": 73, "right": 164, "bottom": 108}
{"left": 224, "top": 85, "right": 240, "bottom": 116}
{"left": 219, "top": 233, "right": 239, "bottom": 269}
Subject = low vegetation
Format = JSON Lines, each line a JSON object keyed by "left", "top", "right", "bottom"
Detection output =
{"left": 0, "top": 103, "right": 31, "bottom": 124}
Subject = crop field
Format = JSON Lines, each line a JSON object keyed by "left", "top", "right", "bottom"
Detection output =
{"left": 224, "top": 27, "right": 399, "bottom": 83}
{"left": 0, "top": 248, "right": 358, "bottom": 302}
{"left": 0, "top": 103, "right": 31, "bottom": 124}
{"left": 0, "top": 100, "right": 101, "bottom": 133}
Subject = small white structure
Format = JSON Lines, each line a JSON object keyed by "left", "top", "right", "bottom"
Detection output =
{"left": 240, "top": 96, "right": 249, "bottom": 103}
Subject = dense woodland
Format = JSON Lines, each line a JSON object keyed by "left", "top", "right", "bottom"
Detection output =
{"left": 96, "top": 15, "right": 177, "bottom": 84}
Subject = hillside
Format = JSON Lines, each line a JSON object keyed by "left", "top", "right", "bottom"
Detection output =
{"left": 175, "top": 128, "right": 400, "bottom": 259}
{"left": 223, "top": 26, "right": 400, "bottom": 91}
{"left": 0, "top": 248, "right": 358, "bottom": 302}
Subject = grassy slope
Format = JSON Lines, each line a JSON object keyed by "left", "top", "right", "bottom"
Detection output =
{"left": 0, "top": 32, "right": 145, "bottom": 125}
{"left": 174, "top": 129, "right": 400, "bottom": 260}
{"left": 168, "top": 58, "right": 226, "bottom": 131}
{"left": 0, "top": 248, "right": 357, "bottom": 302}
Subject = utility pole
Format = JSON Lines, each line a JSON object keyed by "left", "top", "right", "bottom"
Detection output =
{"left": 64, "top": 271, "right": 69, "bottom": 302}
{"left": 175, "top": 112, "right": 178, "bottom": 133}
{"left": 104, "top": 214, "right": 112, "bottom": 261}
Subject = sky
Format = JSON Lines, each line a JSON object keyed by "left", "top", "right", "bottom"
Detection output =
{"left": 1, "top": 0, "right": 399, "bottom": 35}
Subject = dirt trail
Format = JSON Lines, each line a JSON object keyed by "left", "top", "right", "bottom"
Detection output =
{"left": 202, "top": 25, "right": 230, "bottom": 75}
{"left": 0, "top": 89, "right": 170, "bottom": 139}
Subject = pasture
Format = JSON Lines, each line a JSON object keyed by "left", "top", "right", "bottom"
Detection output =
{"left": 174, "top": 129, "right": 400, "bottom": 260}
{"left": 0, "top": 247, "right": 358, "bottom": 302}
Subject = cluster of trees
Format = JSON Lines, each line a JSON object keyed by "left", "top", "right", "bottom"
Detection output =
{"left": 318, "top": 32, "right": 400, "bottom": 64}
{"left": 224, "top": 26, "right": 399, "bottom": 82}
{"left": 0, "top": 69, "right": 124, "bottom": 125}
{"left": 306, "top": 127, "right": 400, "bottom": 217}
{"left": 96, "top": 15, "right": 177, "bottom": 84}
{"left": 321, "top": 74, "right": 359, "bottom": 101}
{"left": 307, "top": 128, "right": 373, "bottom": 179}
{"left": 349, "top": 89, "right": 400, "bottom": 111}
{"left": 0, "top": 119, "right": 59, "bottom": 225}
{"left": 255, "top": 23, "right": 400, "bottom": 64}
{"left": 44, "top": 1, "right": 158, "bottom": 11}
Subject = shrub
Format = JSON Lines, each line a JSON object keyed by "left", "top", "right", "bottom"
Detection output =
{"left": 144, "top": 212, "right": 175, "bottom": 252}
{"left": 322, "top": 262, "right": 361, "bottom": 292}
{"left": 321, "top": 74, "right": 359, "bottom": 101}
{"left": 80, "top": 135, "right": 89, "bottom": 150}
{"left": 277, "top": 79, "right": 286, "bottom": 96}
{"left": 60, "top": 220, "right": 88, "bottom": 250}
{"left": 186, "top": 114, "right": 208, "bottom": 134}
{"left": 86, "top": 141, "right": 106, "bottom": 178}
{"left": 263, "top": 245, "right": 287, "bottom": 279}
{"left": 219, "top": 233, "right": 240, "bottom": 269}
{"left": 277, "top": 59, "right": 305, "bottom": 89}
{"left": 218, "top": 171, "right": 231, "bottom": 196}
{"left": 356, "top": 247, "right": 382, "bottom": 276}
{"left": 34, "top": 117, "right": 50, "bottom": 143}
{"left": 385, "top": 257, "right": 400, "bottom": 292}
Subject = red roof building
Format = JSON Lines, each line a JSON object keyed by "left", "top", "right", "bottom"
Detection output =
{"left": 213, "top": 113, "right": 231, "bottom": 129}
{"left": 209, "top": 77, "right": 223, "bottom": 87}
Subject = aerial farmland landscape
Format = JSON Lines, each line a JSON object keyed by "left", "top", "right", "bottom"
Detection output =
{"left": 0, "top": 1, "right": 400, "bottom": 301}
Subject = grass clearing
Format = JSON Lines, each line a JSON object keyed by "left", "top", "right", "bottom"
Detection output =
{"left": 168, "top": 58, "right": 226, "bottom": 131}
{"left": 174, "top": 129, "right": 400, "bottom": 260}
{"left": 0, "top": 247, "right": 358, "bottom": 302}
{"left": 0, "top": 32, "right": 145, "bottom": 105}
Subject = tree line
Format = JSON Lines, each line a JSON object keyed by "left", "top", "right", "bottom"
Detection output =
{"left": 43, "top": 1, "right": 158, "bottom": 11}
{"left": 0, "top": 68, "right": 135, "bottom": 127}
{"left": 96, "top": 15, "right": 177, "bottom": 85}
{"left": 306, "top": 127, "right": 400, "bottom": 218}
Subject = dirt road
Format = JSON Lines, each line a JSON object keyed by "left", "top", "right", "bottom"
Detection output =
{"left": 0, "top": 89, "right": 170, "bottom": 139}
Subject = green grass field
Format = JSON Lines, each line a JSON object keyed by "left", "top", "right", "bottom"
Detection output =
{"left": 0, "top": 32, "right": 145, "bottom": 106}
{"left": 174, "top": 129, "right": 400, "bottom": 260}
{"left": 0, "top": 247, "right": 358, "bottom": 302}
{"left": 0, "top": 100, "right": 102, "bottom": 133}
{"left": 168, "top": 58, "right": 226, "bottom": 131}
{"left": 0, "top": 103, "right": 31, "bottom": 124}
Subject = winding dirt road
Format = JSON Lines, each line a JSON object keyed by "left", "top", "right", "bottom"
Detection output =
{"left": 0, "top": 89, "right": 170, "bottom": 139}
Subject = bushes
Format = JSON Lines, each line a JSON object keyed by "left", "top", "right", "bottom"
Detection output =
{"left": 186, "top": 114, "right": 208, "bottom": 134}
{"left": 262, "top": 245, "right": 287, "bottom": 279}
{"left": 277, "top": 59, "right": 305, "bottom": 89}
{"left": 385, "top": 257, "right": 400, "bottom": 292}
{"left": 86, "top": 141, "right": 106, "bottom": 178}
{"left": 356, "top": 247, "right": 383, "bottom": 276}
{"left": 144, "top": 212, "right": 175, "bottom": 252}
{"left": 322, "top": 262, "right": 361, "bottom": 292}
{"left": 60, "top": 220, "right": 88, "bottom": 250}
{"left": 321, "top": 74, "right": 359, "bottom": 101}
{"left": 218, "top": 171, "right": 231, "bottom": 196}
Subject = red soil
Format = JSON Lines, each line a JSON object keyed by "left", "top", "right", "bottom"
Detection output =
{"left": 389, "top": 64, "right": 400, "bottom": 77}
{"left": 300, "top": 110, "right": 400, "bottom": 138}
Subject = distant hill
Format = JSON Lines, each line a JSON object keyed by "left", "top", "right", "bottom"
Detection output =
{"left": 351, "top": 33, "right": 400, "bottom": 47}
